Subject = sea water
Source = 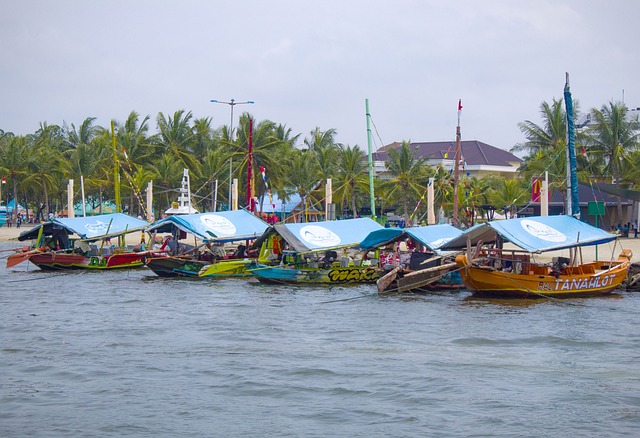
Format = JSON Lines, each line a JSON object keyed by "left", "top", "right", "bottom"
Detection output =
{"left": 2, "top": 241, "right": 640, "bottom": 437}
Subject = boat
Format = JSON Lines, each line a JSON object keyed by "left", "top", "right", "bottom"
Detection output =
{"left": 247, "top": 217, "right": 384, "bottom": 285}
{"left": 146, "top": 210, "right": 269, "bottom": 278}
{"left": 6, "top": 213, "right": 163, "bottom": 270}
{"left": 359, "top": 224, "right": 464, "bottom": 293}
{"left": 443, "top": 215, "right": 632, "bottom": 298}
{"left": 444, "top": 76, "right": 633, "bottom": 299}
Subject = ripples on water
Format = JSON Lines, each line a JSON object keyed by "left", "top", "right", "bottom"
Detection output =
{"left": 2, "top": 242, "right": 640, "bottom": 437}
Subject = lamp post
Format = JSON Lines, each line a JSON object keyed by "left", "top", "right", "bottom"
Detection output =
{"left": 210, "top": 98, "right": 254, "bottom": 210}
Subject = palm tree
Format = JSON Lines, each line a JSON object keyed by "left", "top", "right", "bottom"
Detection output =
{"left": 486, "top": 179, "right": 528, "bottom": 218}
{"left": 0, "top": 136, "right": 30, "bottom": 220}
{"left": 148, "top": 153, "right": 183, "bottom": 213}
{"left": 384, "top": 141, "right": 429, "bottom": 223}
{"left": 304, "top": 127, "right": 339, "bottom": 151}
{"left": 155, "top": 110, "right": 199, "bottom": 171}
{"left": 334, "top": 145, "right": 367, "bottom": 218}
{"left": 585, "top": 102, "right": 640, "bottom": 220}
{"left": 26, "top": 123, "right": 66, "bottom": 218}
{"left": 513, "top": 98, "right": 587, "bottom": 213}
{"left": 282, "top": 149, "right": 320, "bottom": 222}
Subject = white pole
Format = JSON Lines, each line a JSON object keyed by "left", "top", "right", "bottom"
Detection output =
{"left": 67, "top": 179, "right": 75, "bottom": 218}
{"left": 325, "top": 178, "right": 332, "bottom": 220}
{"left": 146, "top": 180, "right": 153, "bottom": 221}
{"left": 427, "top": 177, "right": 435, "bottom": 225}
{"left": 232, "top": 178, "right": 238, "bottom": 211}
{"left": 80, "top": 175, "right": 86, "bottom": 217}
{"left": 541, "top": 171, "right": 549, "bottom": 216}
{"left": 213, "top": 179, "right": 218, "bottom": 212}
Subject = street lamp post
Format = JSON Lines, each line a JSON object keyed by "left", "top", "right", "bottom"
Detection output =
{"left": 210, "top": 98, "right": 254, "bottom": 210}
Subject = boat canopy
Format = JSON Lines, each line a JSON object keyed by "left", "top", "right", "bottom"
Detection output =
{"left": 439, "top": 215, "right": 618, "bottom": 253}
{"left": 359, "top": 224, "right": 463, "bottom": 253}
{"left": 146, "top": 210, "right": 268, "bottom": 243}
{"left": 274, "top": 218, "right": 383, "bottom": 253}
{"left": 18, "top": 213, "right": 148, "bottom": 242}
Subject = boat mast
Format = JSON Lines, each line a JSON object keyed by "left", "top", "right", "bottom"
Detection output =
{"left": 246, "top": 117, "right": 254, "bottom": 212}
{"left": 452, "top": 99, "right": 462, "bottom": 226}
{"left": 365, "top": 99, "right": 376, "bottom": 219}
{"left": 564, "top": 73, "right": 580, "bottom": 218}
{"left": 111, "top": 120, "right": 122, "bottom": 213}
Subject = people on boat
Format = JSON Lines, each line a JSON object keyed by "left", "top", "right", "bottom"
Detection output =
{"left": 232, "top": 244, "right": 246, "bottom": 258}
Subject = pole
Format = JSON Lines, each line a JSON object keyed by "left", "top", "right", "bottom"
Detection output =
{"left": 67, "top": 179, "right": 75, "bottom": 218}
{"left": 210, "top": 99, "right": 254, "bottom": 211}
{"left": 81, "top": 175, "right": 86, "bottom": 217}
{"left": 365, "top": 99, "right": 376, "bottom": 219}
{"left": 427, "top": 177, "right": 435, "bottom": 225}
{"left": 146, "top": 180, "right": 153, "bottom": 221}
{"left": 453, "top": 99, "right": 462, "bottom": 226}
{"left": 213, "top": 179, "right": 218, "bottom": 212}
{"left": 229, "top": 102, "right": 234, "bottom": 209}
{"left": 111, "top": 121, "right": 122, "bottom": 212}
{"left": 246, "top": 117, "right": 254, "bottom": 212}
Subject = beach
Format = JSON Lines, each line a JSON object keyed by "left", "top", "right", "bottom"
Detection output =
{"left": 2, "top": 223, "right": 639, "bottom": 263}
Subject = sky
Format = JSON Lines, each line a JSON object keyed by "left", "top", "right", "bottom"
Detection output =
{"left": 1, "top": 0, "right": 638, "bottom": 156}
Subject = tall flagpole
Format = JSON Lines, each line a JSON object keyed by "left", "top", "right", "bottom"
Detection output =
{"left": 452, "top": 99, "right": 462, "bottom": 226}
{"left": 365, "top": 99, "right": 376, "bottom": 219}
{"left": 111, "top": 121, "right": 122, "bottom": 213}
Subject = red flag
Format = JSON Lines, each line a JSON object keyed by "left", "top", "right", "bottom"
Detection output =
{"left": 581, "top": 146, "right": 587, "bottom": 157}
{"left": 458, "top": 99, "right": 463, "bottom": 111}
{"left": 1, "top": 177, "right": 5, "bottom": 184}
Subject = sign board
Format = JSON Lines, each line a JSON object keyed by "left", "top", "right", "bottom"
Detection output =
{"left": 588, "top": 201, "right": 605, "bottom": 216}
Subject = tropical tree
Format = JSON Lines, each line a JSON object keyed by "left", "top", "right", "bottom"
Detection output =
{"left": 282, "top": 148, "right": 320, "bottom": 222}
{"left": 155, "top": 110, "right": 199, "bottom": 171}
{"left": 25, "top": 123, "right": 66, "bottom": 218}
{"left": 584, "top": 102, "right": 640, "bottom": 219}
{"left": 0, "top": 136, "right": 30, "bottom": 220}
{"left": 304, "top": 127, "right": 339, "bottom": 151}
{"left": 334, "top": 145, "right": 367, "bottom": 218}
{"left": 383, "top": 141, "right": 430, "bottom": 223}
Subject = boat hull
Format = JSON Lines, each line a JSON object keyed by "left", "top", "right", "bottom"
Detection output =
{"left": 250, "top": 264, "right": 381, "bottom": 285}
{"left": 25, "top": 250, "right": 164, "bottom": 271}
{"left": 197, "top": 259, "right": 255, "bottom": 278}
{"left": 455, "top": 253, "right": 632, "bottom": 299}
{"left": 145, "top": 256, "right": 207, "bottom": 277}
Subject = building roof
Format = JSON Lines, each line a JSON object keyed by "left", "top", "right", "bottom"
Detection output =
{"left": 373, "top": 140, "right": 521, "bottom": 167}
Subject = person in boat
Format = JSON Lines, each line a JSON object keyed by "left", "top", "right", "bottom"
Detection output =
{"left": 322, "top": 250, "right": 338, "bottom": 269}
{"left": 51, "top": 225, "right": 69, "bottom": 250}
{"left": 232, "top": 244, "right": 246, "bottom": 258}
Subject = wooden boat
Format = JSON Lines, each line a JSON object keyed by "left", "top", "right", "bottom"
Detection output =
{"left": 441, "top": 215, "right": 633, "bottom": 299}
{"left": 146, "top": 210, "right": 268, "bottom": 278}
{"left": 440, "top": 76, "right": 633, "bottom": 299}
{"left": 359, "top": 224, "right": 464, "bottom": 293}
{"left": 6, "top": 213, "right": 165, "bottom": 270}
{"left": 248, "top": 218, "right": 384, "bottom": 285}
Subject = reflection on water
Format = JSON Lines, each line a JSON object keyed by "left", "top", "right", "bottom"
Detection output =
{"left": 2, "top": 241, "right": 640, "bottom": 437}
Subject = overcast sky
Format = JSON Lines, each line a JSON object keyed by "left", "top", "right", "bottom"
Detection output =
{"left": 1, "top": 0, "right": 638, "bottom": 155}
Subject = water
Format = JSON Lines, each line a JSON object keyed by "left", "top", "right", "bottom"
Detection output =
{"left": 2, "top": 241, "right": 640, "bottom": 437}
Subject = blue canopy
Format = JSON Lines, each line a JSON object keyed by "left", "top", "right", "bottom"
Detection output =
{"left": 18, "top": 213, "right": 148, "bottom": 242}
{"left": 359, "top": 224, "right": 463, "bottom": 253}
{"left": 146, "top": 210, "right": 269, "bottom": 242}
{"left": 275, "top": 218, "right": 383, "bottom": 253}
{"left": 439, "top": 215, "right": 618, "bottom": 253}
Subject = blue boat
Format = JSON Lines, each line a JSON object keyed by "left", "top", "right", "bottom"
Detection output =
{"left": 7, "top": 213, "right": 154, "bottom": 270}
{"left": 249, "top": 218, "right": 384, "bottom": 285}
{"left": 145, "top": 210, "right": 269, "bottom": 277}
